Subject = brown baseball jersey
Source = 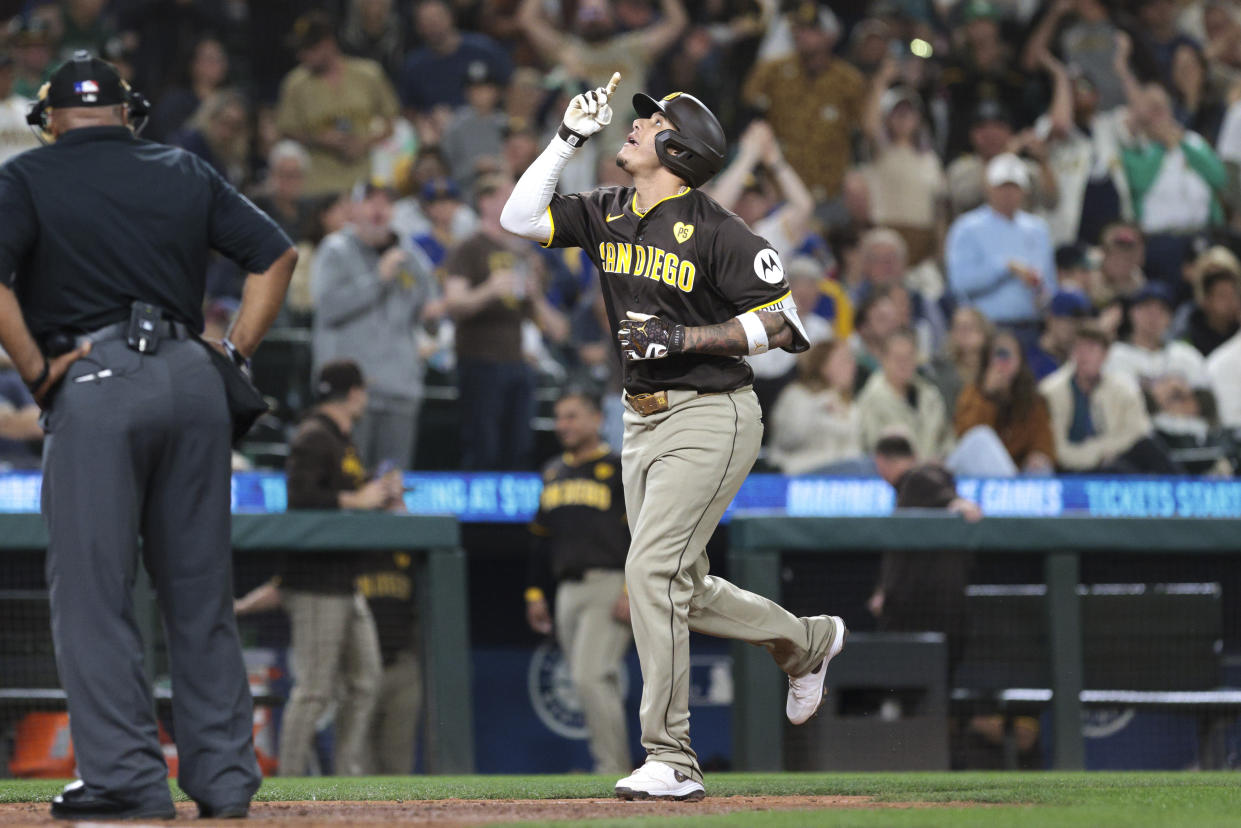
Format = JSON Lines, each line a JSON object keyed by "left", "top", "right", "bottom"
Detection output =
{"left": 545, "top": 186, "right": 809, "bottom": 394}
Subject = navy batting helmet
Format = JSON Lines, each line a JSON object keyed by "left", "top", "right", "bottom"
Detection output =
{"left": 632, "top": 91, "right": 726, "bottom": 189}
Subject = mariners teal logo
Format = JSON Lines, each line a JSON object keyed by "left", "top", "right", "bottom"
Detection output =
{"left": 528, "top": 642, "right": 628, "bottom": 739}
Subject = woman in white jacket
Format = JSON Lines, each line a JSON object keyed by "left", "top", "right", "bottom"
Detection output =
{"left": 769, "top": 340, "right": 867, "bottom": 475}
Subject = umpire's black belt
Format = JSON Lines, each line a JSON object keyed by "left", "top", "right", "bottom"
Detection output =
{"left": 47, "top": 319, "right": 191, "bottom": 356}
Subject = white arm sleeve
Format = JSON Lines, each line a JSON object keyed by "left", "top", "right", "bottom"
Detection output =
{"left": 500, "top": 135, "right": 579, "bottom": 243}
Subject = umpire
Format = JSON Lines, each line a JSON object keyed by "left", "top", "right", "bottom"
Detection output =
{"left": 0, "top": 53, "right": 296, "bottom": 820}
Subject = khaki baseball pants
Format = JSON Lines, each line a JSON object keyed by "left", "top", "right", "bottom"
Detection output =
{"left": 555, "top": 569, "right": 633, "bottom": 774}
{"left": 621, "top": 387, "right": 839, "bottom": 782}
{"left": 279, "top": 590, "right": 382, "bottom": 776}
{"left": 363, "top": 649, "right": 422, "bottom": 774}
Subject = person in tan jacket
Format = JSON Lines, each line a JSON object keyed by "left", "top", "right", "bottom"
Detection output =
{"left": 1039, "top": 324, "right": 1179, "bottom": 472}
{"left": 858, "top": 330, "right": 954, "bottom": 459}
{"left": 955, "top": 330, "right": 1056, "bottom": 473}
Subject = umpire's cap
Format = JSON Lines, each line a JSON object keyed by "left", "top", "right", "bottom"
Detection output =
{"left": 632, "top": 91, "right": 726, "bottom": 189}
{"left": 45, "top": 50, "right": 126, "bottom": 108}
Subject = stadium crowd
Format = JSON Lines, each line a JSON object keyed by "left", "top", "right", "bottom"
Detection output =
{"left": 0, "top": 0, "right": 1240, "bottom": 477}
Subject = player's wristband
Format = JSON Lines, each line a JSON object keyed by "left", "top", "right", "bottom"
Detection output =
{"left": 524, "top": 587, "right": 546, "bottom": 603}
{"left": 557, "top": 122, "right": 590, "bottom": 147}
{"left": 736, "top": 311, "right": 769, "bottom": 355}
{"left": 24, "top": 358, "right": 49, "bottom": 394}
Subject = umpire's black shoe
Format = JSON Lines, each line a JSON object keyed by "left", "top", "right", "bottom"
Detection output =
{"left": 197, "top": 800, "right": 251, "bottom": 819}
{"left": 50, "top": 780, "right": 176, "bottom": 821}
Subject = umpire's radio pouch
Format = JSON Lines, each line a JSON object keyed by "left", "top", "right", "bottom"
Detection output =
{"left": 126, "top": 301, "right": 163, "bottom": 354}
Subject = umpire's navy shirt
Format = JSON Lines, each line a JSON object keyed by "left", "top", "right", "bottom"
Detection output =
{"left": 0, "top": 125, "right": 291, "bottom": 339}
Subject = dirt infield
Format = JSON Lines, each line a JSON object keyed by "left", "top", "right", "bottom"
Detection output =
{"left": 0, "top": 795, "right": 989, "bottom": 825}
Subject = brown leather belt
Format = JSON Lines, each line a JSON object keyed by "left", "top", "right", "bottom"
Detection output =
{"left": 625, "top": 390, "right": 669, "bottom": 416}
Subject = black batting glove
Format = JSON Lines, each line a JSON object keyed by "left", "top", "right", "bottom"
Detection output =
{"left": 618, "top": 311, "right": 685, "bottom": 361}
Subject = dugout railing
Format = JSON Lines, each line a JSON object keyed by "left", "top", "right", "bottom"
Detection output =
{"left": 727, "top": 513, "right": 1241, "bottom": 772}
{"left": 0, "top": 512, "right": 474, "bottom": 774}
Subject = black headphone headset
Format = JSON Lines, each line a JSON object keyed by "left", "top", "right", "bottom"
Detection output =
{"left": 25, "top": 77, "right": 150, "bottom": 144}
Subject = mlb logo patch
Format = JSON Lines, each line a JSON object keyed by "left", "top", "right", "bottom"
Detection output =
{"left": 74, "top": 80, "right": 99, "bottom": 94}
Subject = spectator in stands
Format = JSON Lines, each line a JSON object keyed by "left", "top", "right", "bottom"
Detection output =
{"left": 746, "top": 256, "right": 835, "bottom": 417}
{"left": 1085, "top": 221, "right": 1146, "bottom": 337}
{"left": 311, "top": 184, "right": 439, "bottom": 470}
{"left": 849, "top": 287, "right": 902, "bottom": 385}
{"left": 769, "top": 340, "right": 867, "bottom": 475}
{"left": 1040, "top": 323, "right": 1178, "bottom": 472}
{"left": 1028, "top": 289, "right": 1093, "bottom": 379}
{"left": 857, "top": 329, "right": 954, "bottom": 459}
{"left": 10, "top": 16, "right": 55, "bottom": 100}
{"left": 703, "top": 119, "right": 816, "bottom": 265}
{"left": 955, "top": 329, "right": 1057, "bottom": 474}
{"left": 946, "top": 153, "right": 1057, "bottom": 345}
{"left": 0, "top": 52, "right": 38, "bottom": 165}
{"left": 1177, "top": 249, "right": 1241, "bottom": 357}
{"left": 1031, "top": 50, "right": 1128, "bottom": 246}
{"left": 743, "top": 0, "right": 864, "bottom": 203}
{"left": 441, "top": 61, "right": 507, "bottom": 193}
{"left": 276, "top": 12, "right": 399, "bottom": 197}
{"left": 0, "top": 353, "right": 43, "bottom": 469}
{"left": 400, "top": 0, "right": 511, "bottom": 143}
{"left": 253, "top": 140, "right": 313, "bottom": 243}
{"left": 171, "top": 90, "right": 251, "bottom": 187}
{"left": 1022, "top": 0, "right": 1125, "bottom": 111}
{"left": 517, "top": 0, "right": 687, "bottom": 154}
{"left": 1207, "top": 328, "right": 1241, "bottom": 428}
{"left": 853, "top": 229, "right": 946, "bottom": 358}
{"left": 1149, "top": 374, "right": 1236, "bottom": 475}
{"left": 52, "top": 0, "right": 118, "bottom": 64}
{"left": 411, "top": 178, "right": 468, "bottom": 271}
{"left": 926, "top": 306, "right": 993, "bottom": 419}
{"left": 281, "top": 360, "right": 400, "bottom": 776}
{"left": 1106, "top": 282, "right": 1209, "bottom": 389}
{"left": 444, "top": 177, "right": 556, "bottom": 470}
{"left": 868, "top": 431, "right": 980, "bottom": 685}
{"left": 946, "top": 100, "right": 1059, "bottom": 220}
{"left": 147, "top": 36, "right": 229, "bottom": 143}
{"left": 1134, "top": 0, "right": 1199, "bottom": 84}
{"left": 391, "top": 149, "right": 479, "bottom": 247}
{"left": 819, "top": 169, "right": 874, "bottom": 239}
{"left": 285, "top": 192, "right": 355, "bottom": 325}
{"left": 1115, "top": 35, "right": 1227, "bottom": 279}
{"left": 1170, "top": 42, "right": 1225, "bottom": 144}
{"left": 340, "top": 0, "right": 406, "bottom": 84}
{"left": 939, "top": 0, "right": 1028, "bottom": 164}
{"left": 861, "top": 66, "right": 945, "bottom": 267}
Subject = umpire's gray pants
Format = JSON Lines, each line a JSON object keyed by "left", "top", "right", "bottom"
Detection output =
{"left": 42, "top": 337, "right": 260, "bottom": 808}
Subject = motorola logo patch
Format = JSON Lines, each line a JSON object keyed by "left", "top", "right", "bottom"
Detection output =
{"left": 753, "top": 249, "right": 784, "bottom": 284}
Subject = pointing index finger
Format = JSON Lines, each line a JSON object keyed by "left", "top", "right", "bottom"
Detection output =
{"left": 605, "top": 72, "right": 621, "bottom": 98}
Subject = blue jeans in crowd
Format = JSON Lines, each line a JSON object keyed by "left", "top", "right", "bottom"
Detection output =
{"left": 457, "top": 359, "right": 535, "bottom": 470}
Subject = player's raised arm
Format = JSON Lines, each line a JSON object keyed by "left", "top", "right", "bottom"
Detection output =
{"left": 500, "top": 72, "right": 621, "bottom": 244}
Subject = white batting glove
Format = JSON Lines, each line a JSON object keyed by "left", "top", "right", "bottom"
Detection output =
{"left": 560, "top": 72, "right": 621, "bottom": 143}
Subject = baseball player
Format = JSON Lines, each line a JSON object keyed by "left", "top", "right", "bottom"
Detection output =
{"left": 501, "top": 74, "right": 847, "bottom": 800}
{"left": 526, "top": 390, "right": 632, "bottom": 774}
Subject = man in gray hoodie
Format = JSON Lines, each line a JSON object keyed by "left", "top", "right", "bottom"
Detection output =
{"left": 311, "top": 183, "right": 439, "bottom": 469}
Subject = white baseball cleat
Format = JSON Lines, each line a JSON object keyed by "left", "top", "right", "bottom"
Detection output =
{"left": 614, "top": 760, "right": 706, "bottom": 801}
{"left": 786, "top": 615, "right": 848, "bottom": 725}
